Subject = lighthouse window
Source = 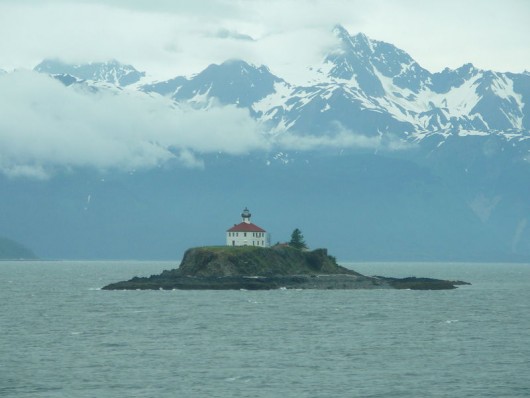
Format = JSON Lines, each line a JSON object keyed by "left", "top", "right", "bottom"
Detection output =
{"left": 244, "top": 232, "right": 247, "bottom": 237}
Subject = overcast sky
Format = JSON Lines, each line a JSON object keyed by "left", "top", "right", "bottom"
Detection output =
{"left": 1, "top": 0, "right": 529, "bottom": 80}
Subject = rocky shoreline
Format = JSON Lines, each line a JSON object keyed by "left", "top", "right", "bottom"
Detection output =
{"left": 102, "top": 246, "right": 470, "bottom": 291}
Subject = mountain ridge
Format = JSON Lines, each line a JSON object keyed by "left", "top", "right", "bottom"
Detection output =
{"left": 34, "top": 59, "right": 146, "bottom": 87}
{"left": 138, "top": 26, "right": 528, "bottom": 146}
{"left": 0, "top": 237, "right": 37, "bottom": 260}
{"left": 25, "top": 26, "right": 529, "bottom": 147}
{"left": 1, "top": 25, "right": 529, "bottom": 261}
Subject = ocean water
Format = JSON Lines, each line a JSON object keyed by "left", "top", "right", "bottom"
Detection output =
{"left": 1, "top": 261, "right": 529, "bottom": 397}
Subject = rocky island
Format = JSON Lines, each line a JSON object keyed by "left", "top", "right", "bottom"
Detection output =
{"left": 102, "top": 246, "right": 469, "bottom": 290}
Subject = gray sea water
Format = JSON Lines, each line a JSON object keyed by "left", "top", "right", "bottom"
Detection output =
{"left": 1, "top": 261, "right": 529, "bottom": 397}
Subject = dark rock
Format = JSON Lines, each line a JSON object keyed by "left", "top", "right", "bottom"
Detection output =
{"left": 374, "top": 276, "right": 471, "bottom": 290}
{"left": 102, "top": 246, "right": 469, "bottom": 291}
{"left": 174, "top": 246, "right": 358, "bottom": 277}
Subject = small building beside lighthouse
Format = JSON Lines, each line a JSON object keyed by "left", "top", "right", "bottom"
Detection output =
{"left": 226, "top": 208, "right": 270, "bottom": 247}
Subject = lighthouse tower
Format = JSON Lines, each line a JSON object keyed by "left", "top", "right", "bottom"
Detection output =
{"left": 226, "top": 208, "right": 270, "bottom": 247}
{"left": 241, "top": 207, "right": 251, "bottom": 223}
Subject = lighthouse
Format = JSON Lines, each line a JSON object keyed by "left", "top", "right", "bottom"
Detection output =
{"left": 226, "top": 208, "right": 270, "bottom": 247}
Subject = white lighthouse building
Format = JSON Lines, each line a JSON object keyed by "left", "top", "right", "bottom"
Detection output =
{"left": 226, "top": 208, "right": 270, "bottom": 247}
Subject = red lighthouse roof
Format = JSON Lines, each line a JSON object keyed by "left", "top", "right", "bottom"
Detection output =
{"left": 227, "top": 222, "right": 266, "bottom": 233}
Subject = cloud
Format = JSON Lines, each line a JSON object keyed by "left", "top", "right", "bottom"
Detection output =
{"left": 339, "top": 0, "right": 530, "bottom": 73}
{"left": 276, "top": 130, "right": 380, "bottom": 151}
{"left": 0, "top": 70, "right": 268, "bottom": 178}
{"left": 274, "top": 123, "right": 411, "bottom": 152}
{"left": 1, "top": 0, "right": 529, "bottom": 79}
{"left": 212, "top": 28, "right": 255, "bottom": 41}
{"left": 0, "top": 70, "right": 412, "bottom": 179}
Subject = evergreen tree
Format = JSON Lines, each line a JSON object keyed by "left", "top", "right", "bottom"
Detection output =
{"left": 289, "top": 228, "right": 307, "bottom": 249}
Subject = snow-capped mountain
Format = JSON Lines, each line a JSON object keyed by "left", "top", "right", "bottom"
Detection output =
{"left": 136, "top": 25, "right": 529, "bottom": 146}
{"left": 34, "top": 59, "right": 145, "bottom": 87}
{"left": 31, "top": 26, "right": 529, "bottom": 147}
{"left": 142, "top": 59, "right": 284, "bottom": 111}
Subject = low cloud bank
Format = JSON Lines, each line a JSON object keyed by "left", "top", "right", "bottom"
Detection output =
{"left": 0, "top": 70, "right": 409, "bottom": 179}
{"left": 274, "top": 123, "right": 410, "bottom": 152}
{"left": 0, "top": 70, "right": 267, "bottom": 178}
{"left": 276, "top": 130, "right": 380, "bottom": 151}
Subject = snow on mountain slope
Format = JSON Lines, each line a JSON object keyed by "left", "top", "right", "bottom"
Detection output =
{"left": 142, "top": 59, "right": 284, "bottom": 112}
{"left": 28, "top": 26, "right": 529, "bottom": 148}
{"left": 34, "top": 59, "right": 146, "bottom": 87}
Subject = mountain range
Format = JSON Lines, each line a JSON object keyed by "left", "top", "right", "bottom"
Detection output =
{"left": 1, "top": 25, "right": 529, "bottom": 261}
{"left": 142, "top": 25, "right": 530, "bottom": 143}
